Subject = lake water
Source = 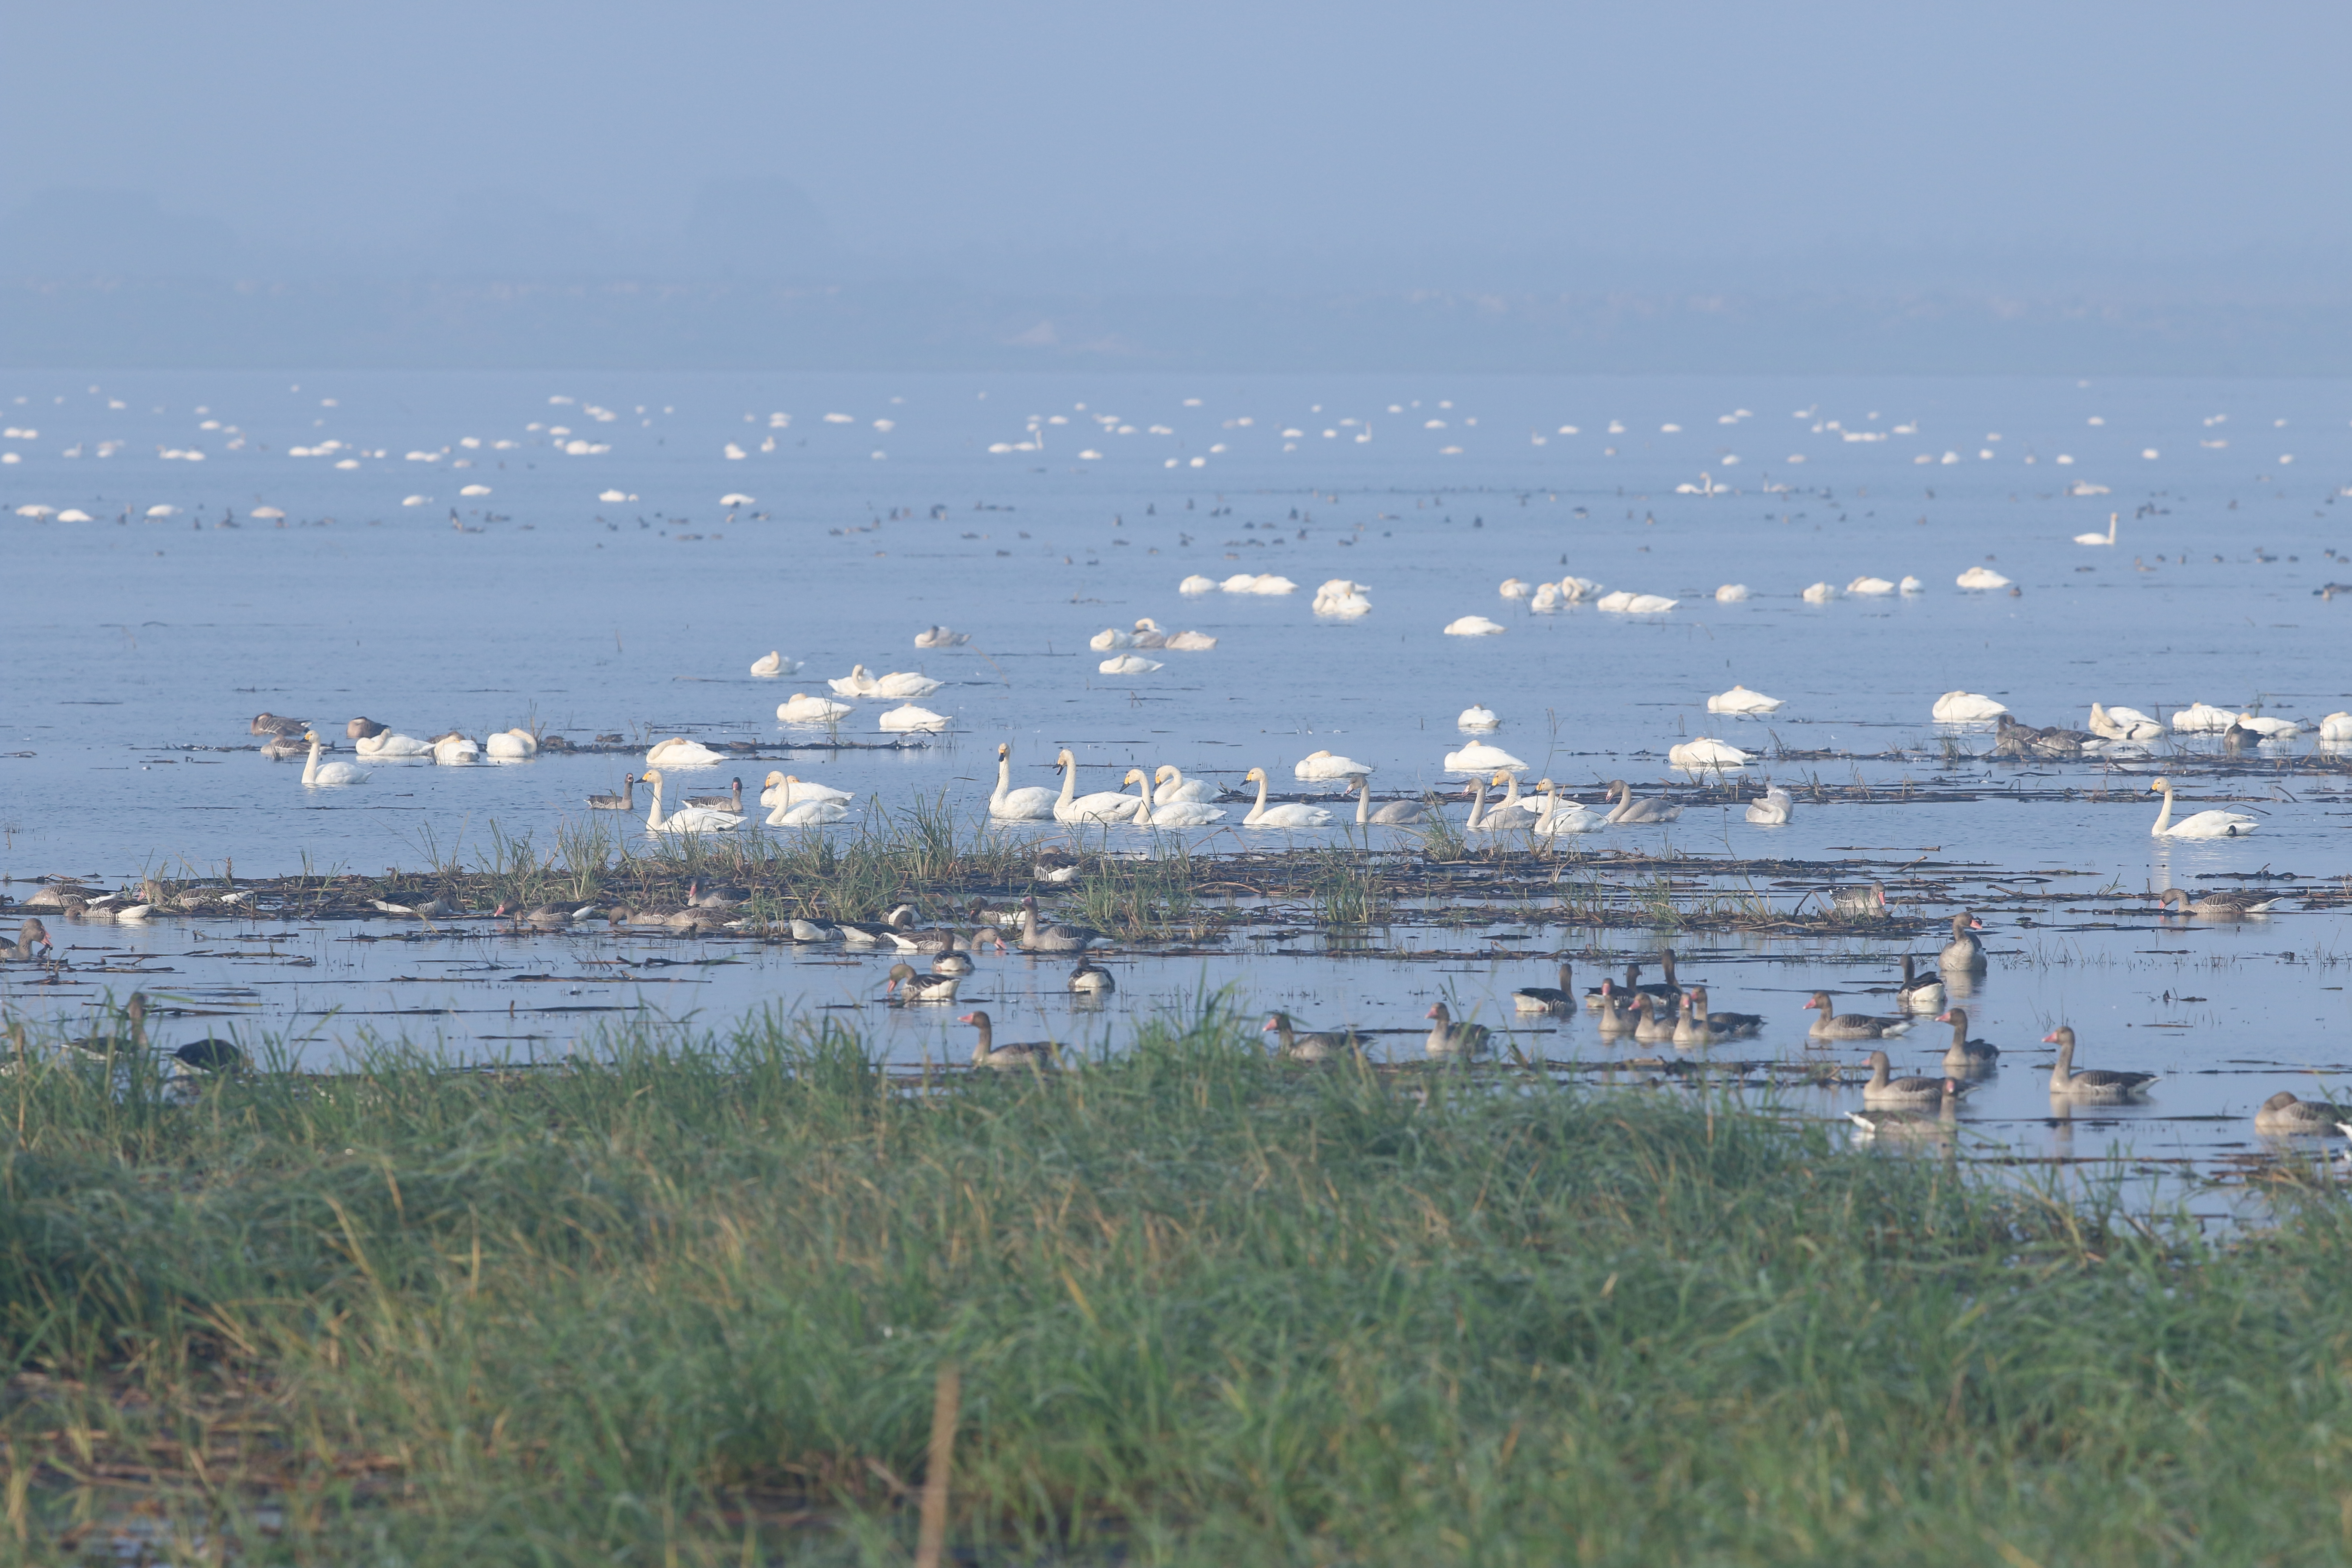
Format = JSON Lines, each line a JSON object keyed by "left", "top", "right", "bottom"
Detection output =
{"left": 6, "top": 369, "right": 2351, "bottom": 1194}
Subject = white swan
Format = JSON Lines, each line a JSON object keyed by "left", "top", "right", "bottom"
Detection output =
{"left": 2235, "top": 712, "right": 2303, "bottom": 738}
{"left": 1152, "top": 765, "right": 1216, "bottom": 804}
{"left": 2320, "top": 712, "right": 2352, "bottom": 742}
{"left": 431, "top": 732, "right": 480, "bottom": 766}
{"left": 1899, "top": 576, "right": 1923, "bottom": 593}
{"left": 1178, "top": 574, "right": 1218, "bottom": 594}
{"left": 1956, "top": 567, "right": 2012, "bottom": 590}
{"left": 1443, "top": 741, "right": 1524, "bottom": 774}
{"left": 1714, "top": 584, "right": 1751, "bottom": 601}
{"left": 1295, "top": 750, "right": 1373, "bottom": 782}
{"left": 1801, "top": 582, "right": 1841, "bottom": 603}
{"left": 827, "top": 665, "right": 880, "bottom": 697}
{"left": 1596, "top": 591, "right": 1677, "bottom": 613}
{"left": 1245, "top": 575, "right": 1297, "bottom": 595}
{"left": 1707, "top": 685, "right": 1783, "bottom": 714}
{"left": 878, "top": 704, "right": 948, "bottom": 732}
{"left": 1053, "top": 749, "right": 1140, "bottom": 824}
{"left": 778, "top": 692, "right": 854, "bottom": 723}
{"left": 1312, "top": 579, "right": 1373, "bottom": 617}
{"left": 760, "top": 772, "right": 854, "bottom": 808}
{"left": 1127, "top": 769, "right": 1225, "bottom": 827}
{"left": 1461, "top": 772, "right": 1512, "bottom": 834}
{"left": 645, "top": 737, "right": 726, "bottom": 769}
{"left": 766, "top": 795, "right": 848, "bottom": 827}
{"left": 1219, "top": 572, "right": 1261, "bottom": 592}
{"left": 1443, "top": 615, "right": 1506, "bottom": 636}
{"left": 1352, "top": 774, "right": 1427, "bottom": 824}
{"left": 485, "top": 727, "right": 537, "bottom": 760}
{"left": 1458, "top": 704, "right": 1500, "bottom": 730}
{"left": 1931, "top": 692, "right": 2008, "bottom": 722}
{"left": 642, "top": 769, "right": 742, "bottom": 834}
{"left": 1559, "top": 576, "right": 1604, "bottom": 600}
{"left": 1099, "top": 655, "right": 1164, "bottom": 674}
{"left": 2075, "top": 512, "right": 2118, "bottom": 546}
{"left": 2148, "top": 777, "right": 2259, "bottom": 839}
{"left": 1529, "top": 582, "right": 1562, "bottom": 611}
{"left": 2088, "top": 704, "right": 2163, "bottom": 741}
{"left": 1161, "top": 627, "right": 1218, "bottom": 651}
{"left": 1499, "top": 578, "right": 1532, "bottom": 599}
{"left": 300, "top": 731, "right": 370, "bottom": 787}
{"left": 1530, "top": 780, "right": 1607, "bottom": 836}
{"left": 1243, "top": 767, "right": 1332, "bottom": 828}
{"left": 749, "top": 650, "right": 798, "bottom": 677}
{"left": 873, "top": 671, "right": 943, "bottom": 698}
{"left": 1089, "top": 627, "right": 1133, "bottom": 651}
{"left": 1745, "top": 785, "right": 1794, "bottom": 824}
{"left": 2170, "top": 701, "right": 2236, "bottom": 733}
{"left": 990, "top": 744, "right": 1059, "bottom": 819}
{"left": 914, "top": 626, "right": 969, "bottom": 648}
{"left": 1668, "top": 737, "right": 1750, "bottom": 769}
{"left": 1603, "top": 780, "right": 1681, "bottom": 824}
{"left": 355, "top": 730, "right": 433, "bottom": 758}
{"left": 1847, "top": 576, "right": 1896, "bottom": 596}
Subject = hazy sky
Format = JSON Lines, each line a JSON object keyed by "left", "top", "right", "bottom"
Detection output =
{"left": 6, "top": 1, "right": 2350, "bottom": 289}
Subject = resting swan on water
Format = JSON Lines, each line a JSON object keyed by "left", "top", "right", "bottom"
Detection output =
{"left": 645, "top": 737, "right": 726, "bottom": 769}
{"left": 1152, "top": 765, "right": 1216, "bottom": 804}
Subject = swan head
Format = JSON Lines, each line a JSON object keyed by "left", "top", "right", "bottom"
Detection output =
{"left": 1056, "top": 748, "right": 1075, "bottom": 770}
{"left": 1350, "top": 774, "right": 1369, "bottom": 791}
{"left": 1244, "top": 767, "right": 1266, "bottom": 784}
{"left": 762, "top": 771, "right": 786, "bottom": 788}
{"left": 1490, "top": 769, "right": 1511, "bottom": 786}
{"left": 998, "top": 743, "right": 1011, "bottom": 760}
{"left": 1154, "top": 764, "right": 1175, "bottom": 782}
{"left": 2147, "top": 777, "right": 2172, "bottom": 795}
{"left": 1304, "top": 749, "right": 1331, "bottom": 760}
{"left": 641, "top": 768, "right": 665, "bottom": 787}
{"left": 302, "top": 729, "right": 320, "bottom": 743}
{"left": 1134, "top": 617, "right": 1161, "bottom": 631}
{"left": 1124, "top": 768, "right": 1147, "bottom": 786}
{"left": 1606, "top": 778, "right": 1631, "bottom": 798}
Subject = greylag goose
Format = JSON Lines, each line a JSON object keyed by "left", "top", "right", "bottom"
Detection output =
{"left": 2254, "top": 1090, "right": 2343, "bottom": 1133}
{"left": 883, "top": 962, "right": 962, "bottom": 1002}
{"left": 172, "top": 1033, "right": 245, "bottom": 1073}
{"left": 1263, "top": 1012, "right": 1361, "bottom": 1061}
{"left": 1937, "top": 913, "right": 1987, "bottom": 971}
{"left": 960, "top": 1011, "right": 1056, "bottom": 1069}
{"left": 933, "top": 946, "right": 979, "bottom": 976}
{"left": 2041, "top": 1027, "right": 2156, "bottom": 1100}
{"left": 260, "top": 732, "right": 312, "bottom": 759}
{"left": 1629, "top": 993, "right": 1676, "bottom": 1043}
{"left": 65, "top": 992, "right": 148, "bottom": 1059}
{"left": 3, "top": 919, "right": 50, "bottom": 961}
{"left": 586, "top": 775, "right": 637, "bottom": 812}
{"left": 686, "top": 881, "right": 748, "bottom": 909}
{"left": 494, "top": 901, "right": 595, "bottom": 928}
{"left": 1017, "top": 895, "right": 1103, "bottom": 953}
{"left": 1512, "top": 961, "right": 1577, "bottom": 1014}
{"left": 1847, "top": 1103, "right": 1959, "bottom": 1142}
{"left": 1684, "top": 984, "right": 1761, "bottom": 1037}
{"left": 1671, "top": 994, "right": 1727, "bottom": 1047}
{"left": 837, "top": 906, "right": 919, "bottom": 946}
{"left": 1591, "top": 987, "right": 1636, "bottom": 1034}
{"left": 1933, "top": 1008, "right": 1999, "bottom": 1073}
{"left": 1068, "top": 959, "right": 1115, "bottom": 994}
{"left": 249, "top": 712, "right": 307, "bottom": 737}
{"left": 1602, "top": 779, "right": 1681, "bottom": 824}
{"left": 346, "top": 716, "right": 389, "bottom": 740}
{"left": 2156, "top": 887, "right": 2283, "bottom": 917}
{"left": 1424, "top": 1002, "right": 1491, "bottom": 1057}
{"left": 966, "top": 896, "right": 1026, "bottom": 930}
{"left": 1860, "top": 1050, "right": 1969, "bottom": 1106}
{"left": 1805, "top": 992, "right": 1914, "bottom": 1041}
{"left": 1896, "top": 955, "right": 1945, "bottom": 1013}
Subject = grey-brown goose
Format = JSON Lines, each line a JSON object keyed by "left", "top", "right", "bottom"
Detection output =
{"left": 960, "top": 1010, "right": 1056, "bottom": 1069}
{"left": 2041, "top": 1027, "right": 2156, "bottom": 1100}
{"left": 1262, "top": 1011, "right": 1359, "bottom": 1061}
{"left": 1933, "top": 1008, "right": 2000, "bottom": 1074}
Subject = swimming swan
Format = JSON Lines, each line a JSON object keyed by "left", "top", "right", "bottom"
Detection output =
{"left": 300, "top": 731, "right": 371, "bottom": 787}
{"left": 645, "top": 737, "right": 727, "bottom": 768}
{"left": 1125, "top": 769, "right": 1226, "bottom": 827}
{"left": 2147, "top": 777, "right": 2259, "bottom": 838}
{"left": 641, "top": 769, "right": 743, "bottom": 834}
{"left": 990, "top": 744, "right": 1060, "bottom": 819}
{"left": 1242, "top": 767, "right": 1334, "bottom": 828}
{"left": 1152, "top": 765, "right": 1217, "bottom": 804}
{"left": 760, "top": 772, "right": 854, "bottom": 808}
{"left": 1603, "top": 780, "right": 1681, "bottom": 824}
{"left": 1053, "top": 749, "right": 1141, "bottom": 824}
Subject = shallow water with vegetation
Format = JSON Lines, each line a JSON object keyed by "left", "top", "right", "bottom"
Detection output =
{"left": 5, "top": 1008, "right": 2352, "bottom": 1563}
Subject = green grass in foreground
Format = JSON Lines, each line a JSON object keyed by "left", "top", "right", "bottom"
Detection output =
{"left": 2, "top": 1004, "right": 2350, "bottom": 1565}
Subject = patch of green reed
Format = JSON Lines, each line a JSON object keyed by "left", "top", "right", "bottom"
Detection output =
{"left": 1309, "top": 844, "right": 1388, "bottom": 926}
{"left": 1069, "top": 839, "right": 1200, "bottom": 937}
{"left": 6, "top": 1001, "right": 2352, "bottom": 1562}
